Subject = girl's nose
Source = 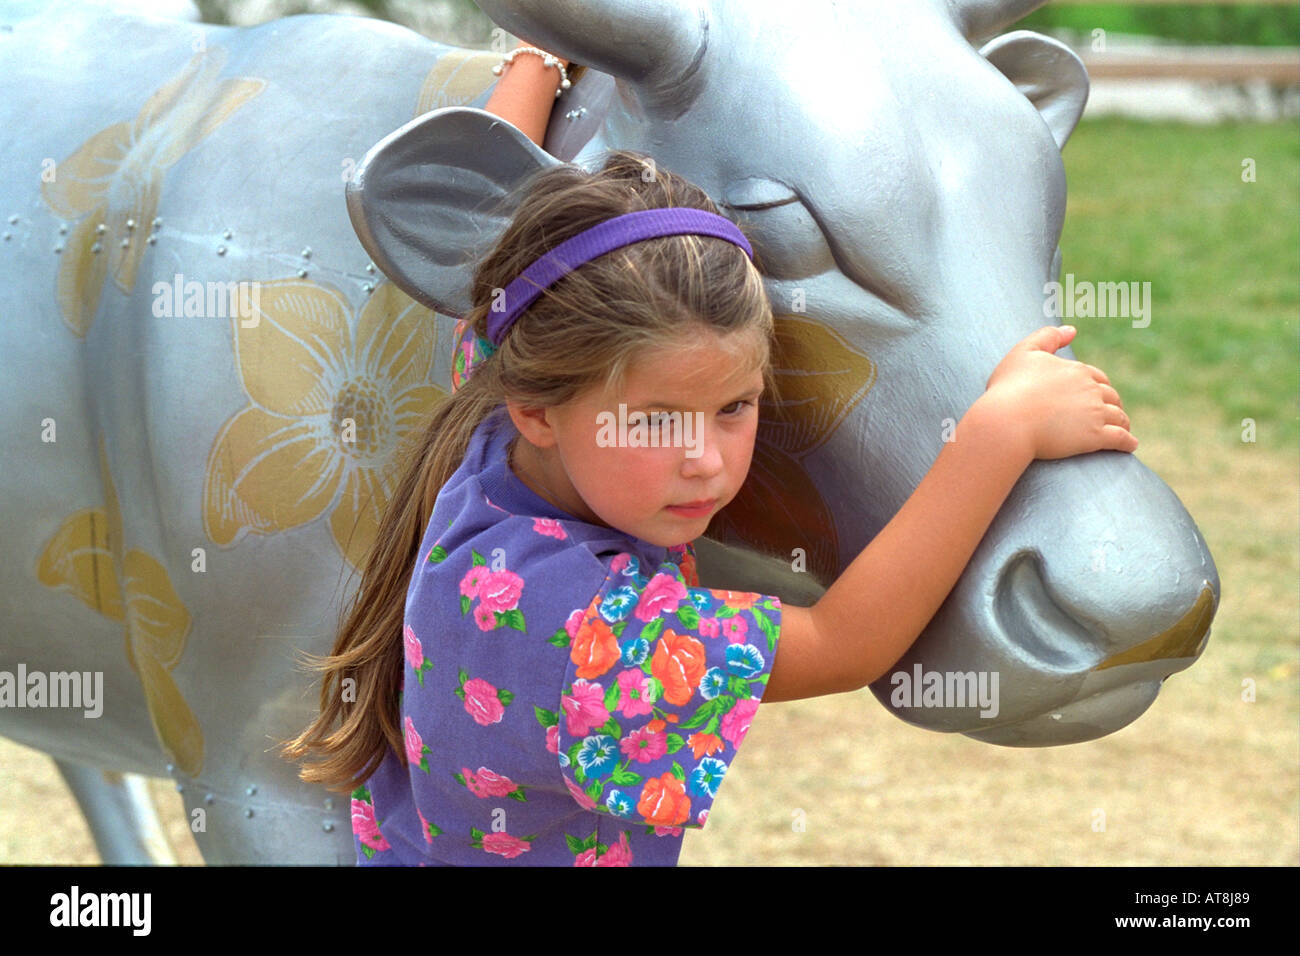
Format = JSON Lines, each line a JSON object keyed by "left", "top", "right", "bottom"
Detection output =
{"left": 679, "top": 422, "right": 725, "bottom": 477}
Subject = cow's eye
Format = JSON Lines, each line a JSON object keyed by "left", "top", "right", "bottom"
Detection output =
{"left": 721, "top": 177, "right": 836, "bottom": 281}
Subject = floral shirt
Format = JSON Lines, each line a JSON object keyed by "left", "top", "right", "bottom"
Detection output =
{"left": 351, "top": 403, "right": 782, "bottom": 866}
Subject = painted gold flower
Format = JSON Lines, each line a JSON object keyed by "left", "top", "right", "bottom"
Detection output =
{"left": 708, "top": 315, "right": 877, "bottom": 583}
{"left": 36, "top": 435, "right": 203, "bottom": 777}
{"left": 416, "top": 49, "right": 500, "bottom": 115}
{"left": 203, "top": 279, "right": 445, "bottom": 570}
{"left": 40, "top": 46, "right": 264, "bottom": 337}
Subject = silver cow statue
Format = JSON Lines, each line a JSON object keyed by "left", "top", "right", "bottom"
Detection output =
{"left": 0, "top": 0, "right": 1218, "bottom": 864}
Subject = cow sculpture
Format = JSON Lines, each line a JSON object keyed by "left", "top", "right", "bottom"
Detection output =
{"left": 0, "top": 0, "right": 1219, "bottom": 864}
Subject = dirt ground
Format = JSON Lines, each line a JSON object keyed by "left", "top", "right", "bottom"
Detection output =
{"left": 2, "top": 399, "right": 1296, "bottom": 866}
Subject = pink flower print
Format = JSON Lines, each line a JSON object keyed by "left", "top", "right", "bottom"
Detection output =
{"left": 473, "top": 604, "right": 496, "bottom": 631}
{"left": 698, "top": 808, "right": 709, "bottom": 827}
{"left": 597, "top": 832, "right": 633, "bottom": 867}
{"left": 481, "top": 832, "right": 532, "bottom": 860}
{"left": 562, "top": 679, "right": 610, "bottom": 737}
{"left": 610, "top": 552, "right": 633, "bottom": 574}
{"left": 533, "top": 517, "right": 567, "bottom": 540}
{"left": 477, "top": 569, "right": 523, "bottom": 613}
{"left": 697, "top": 617, "right": 721, "bottom": 640}
{"left": 652, "top": 825, "right": 683, "bottom": 838}
{"left": 720, "top": 696, "right": 760, "bottom": 748}
{"left": 721, "top": 615, "right": 749, "bottom": 644}
{"left": 564, "top": 607, "right": 585, "bottom": 640}
{"left": 546, "top": 724, "right": 560, "bottom": 755}
{"left": 462, "top": 676, "right": 507, "bottom": 726}
{"left": 403, "top": 625, "right": 425, "bottom": 670}
{"left": 573, "top": 847, "right": 599, "bottom": 867}
{"left": 462, "top": 767, "right": 519, "bottom": 799}
{"left": 620, "top": 725, "right": 667, "bottom": 764}
{"left": 351, "top": 799, "right": 390, "bottom": 852}
{"left": 615, "top": 669, "right": 654, "bottom": 718}
{"left": 564, "top": 775, "right": 597, "bottom": 811}
{"left": 418, "top": 808, "right": 433, "bottom": 844}
{"left": 403, "top": 716, "right": 429, "bottom": 771}
{"left": 460, "top": 564, "right": 489, "bottom": 599}
{"left": 634, "top": 572, "right": 688, "bottom": 622}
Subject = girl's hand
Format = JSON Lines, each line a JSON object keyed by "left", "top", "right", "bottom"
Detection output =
{"left": 976, "top": 324, "right": 1138, "bottom": 462}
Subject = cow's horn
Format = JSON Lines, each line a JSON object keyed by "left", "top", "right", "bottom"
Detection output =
{"left": 474, "top": 0, "right": 706, "bottom": 96}
{"left": 947, "top": 0, "right": 1051, "bottom": 43}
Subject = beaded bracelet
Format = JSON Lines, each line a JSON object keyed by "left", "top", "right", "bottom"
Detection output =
{"left": 492, "top": 46, "right": 572, "bottom": 98}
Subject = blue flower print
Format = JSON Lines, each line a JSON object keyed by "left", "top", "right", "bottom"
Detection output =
{"left": 605, "top": 790, "right": 635, "bottom": 818}
{"left": 689, "top": 758, "right": 727, "bottom": 799}
{"left": 620, "top": 636, "right": 650, "bottom": 667}
{"left": 619, "top": 555, "right": 641, "bottom": 578}
{"left": 577, "top": 735, "right": 619, "bottom": 778}
{"left": 726, "top": 643, "right": 765, "bottom": 679}
{"left": 688, "top": 588, "right": 715, "bottom": 613}
{"left": 700, "top": 667, "right": 726, "bottom": 700}
{"left": 599, "top": 586, "right": 639, "bottom": 623}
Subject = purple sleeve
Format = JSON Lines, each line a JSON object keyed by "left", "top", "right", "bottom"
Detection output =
{"left": 543, "top": 550, "right": 782, "bottom": 831}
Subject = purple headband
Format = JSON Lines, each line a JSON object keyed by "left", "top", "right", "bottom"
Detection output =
{"left": 485, "top": 207, "right": 754, "bottom": 347}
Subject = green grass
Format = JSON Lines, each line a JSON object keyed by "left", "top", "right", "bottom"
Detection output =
{"left": 1054, "top": 118, "right": 1299, "bottom": 448}
{"left": 1017, "top": 4, "right": 1300, "bottom": 46}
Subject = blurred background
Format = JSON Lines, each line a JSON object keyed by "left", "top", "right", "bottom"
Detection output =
{"left": 3, "top": 0, "right": 1297, "bottom": 865}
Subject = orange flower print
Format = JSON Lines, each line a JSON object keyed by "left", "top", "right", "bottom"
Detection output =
{"left": 651, "top": 630, "right": 707, "bottom": 706}
{"left": 637, "top": 772, "right": 691, "bottom": 827}
{"left": 570, "top": 615, "right": 620, "bottom": 680}
{"left": 687, "top": 732, "right": 724, "bottom": 761}
{"left": 715, "top": 590, "right": 758, "bottom": 610}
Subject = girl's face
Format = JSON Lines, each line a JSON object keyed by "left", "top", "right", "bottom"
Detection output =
{"left": 508, "top": 330, "right": 767, "bottom": 548}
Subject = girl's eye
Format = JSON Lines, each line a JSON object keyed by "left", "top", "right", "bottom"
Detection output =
{"left": 722, "top": 400, "right": 755, "bottom": 416}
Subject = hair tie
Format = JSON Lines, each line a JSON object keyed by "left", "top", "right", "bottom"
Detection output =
{"left": 451, "top": 318, "right": 497, "bottom": 392}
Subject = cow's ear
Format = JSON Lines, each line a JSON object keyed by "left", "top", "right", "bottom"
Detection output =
{"left": 346, "top": 107, "right": 564, "bottom": 317}
{"left": 979, "top": 30, "right": 1089, "bottom": 151}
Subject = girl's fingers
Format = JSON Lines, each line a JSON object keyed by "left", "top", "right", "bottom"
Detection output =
{"left": 1105, "top": 402, "right": 1131, "bottom": 432}
{"left": 1099, "top": 382, "right": 1123, "bottom": 408}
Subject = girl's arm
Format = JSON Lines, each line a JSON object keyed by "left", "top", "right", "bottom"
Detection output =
{"left": 767, "top": 325, "right": 1138, "bottom": 703}
{"left": 483, "top": 38, "right": 570, "bottom": 148}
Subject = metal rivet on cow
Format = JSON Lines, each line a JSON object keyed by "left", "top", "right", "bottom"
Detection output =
{"left": 90, "top": 242, "right": 101, "bottom": 254}
{"left": 7, "top": 214, "right": 16, "bottom": 224}
{"left": 365, "top": 263, "right": 375, "bottom": 274}
{"left": 176, "top": 782, "right": 184, "bottom": 792}
{"left": 59, "top": 224, "right": 68, "bottom": 235}
{"left": 217, "top": 245, "right": 226, "bottom": 256}
{"left": 120, "top": 238, "right": 129, "bottom": 248}
{"left": 147, "top": 236, "right": 157, "bottom": 245}
{"left": 165, "top": 763, "right": 175, "bottom": 773}
{"left": 223, "top": 229, "right": 233, "bottom": 240}
{"left": 362, "top": 283, "right": 373, "bottom": 294}
{"left": 323, "top": 797, "right": 334, "bottom": 810}
{"left": 96, "top": 223, "right": 106, "bottom": 234}
{"left": 204, "top": 793, "right": 215, "bottom": 805}
{"left": 297, "top": 268, "right": 308, "bottom": 278}
{"left": 54, "top": 244, "right": 62, "bottom": 253}
{"left": 245, "top": 785, "right": 256, "bottom": 796}
{"left": 322, "top": 822, "right": 334, "bottom": 833}
{"left": 126, "top": 219, "right": 135, "bottom": 230}
{"left": 301, "top": 247, "right": 311, "bottom": 259}
{"left": 152, "top": 218, "right": 162, "bottom": 229}
{"left": 244, "top": 808, "right": 254, "bottom": 818}
{"left": 2, "top": 233, "right": 9, "bottom": 241}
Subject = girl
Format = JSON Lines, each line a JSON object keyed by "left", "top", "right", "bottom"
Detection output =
{"left": 282, "top": 43, "right": 1138, "bottom": 866}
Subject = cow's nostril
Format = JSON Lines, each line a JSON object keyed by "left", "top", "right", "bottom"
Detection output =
{"left": 993, "top": 551, "right": 1108, "bottom": 671}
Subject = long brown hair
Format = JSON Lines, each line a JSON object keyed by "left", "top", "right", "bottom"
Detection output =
{"left": 280, "top": 149, "right": 780, "bottom": 792}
